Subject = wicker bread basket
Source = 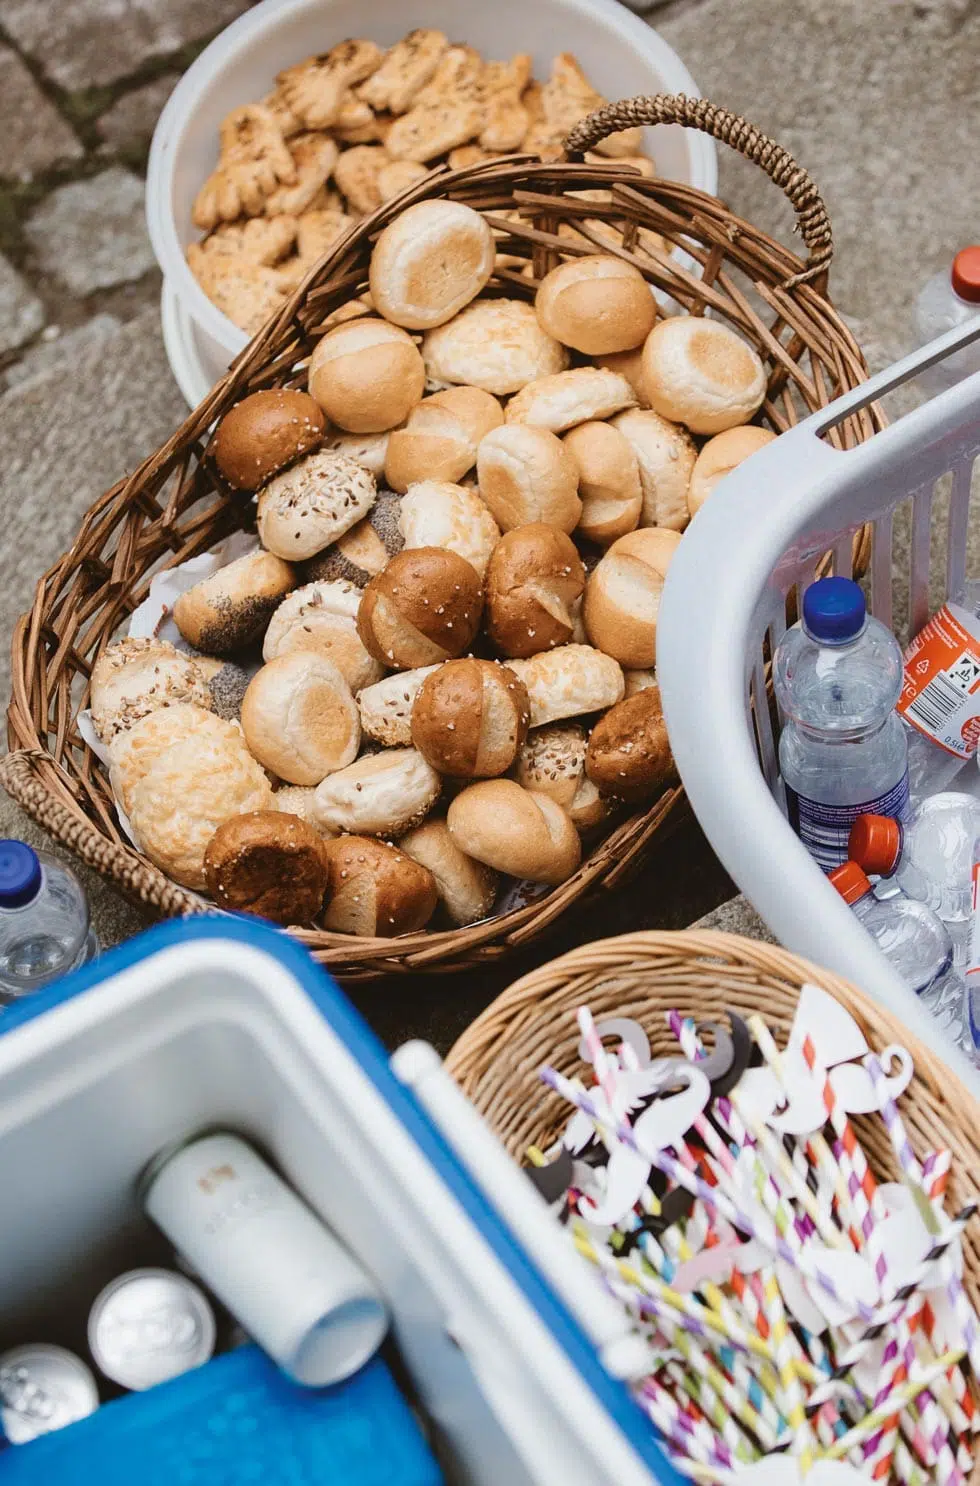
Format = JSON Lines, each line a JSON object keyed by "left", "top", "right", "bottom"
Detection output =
{"left": 3, "top": 97, "right": 883, "bottom": 981}
{"left": 444, "top": 929, "right": 980, "bottom": 1324}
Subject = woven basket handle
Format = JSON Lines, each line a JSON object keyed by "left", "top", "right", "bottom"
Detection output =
{"left": 564, "top": 94, "right": 833, "bottom": 286}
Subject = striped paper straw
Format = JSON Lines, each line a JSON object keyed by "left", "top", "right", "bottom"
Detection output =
{"left": 821, "top": 1350, "right": 967, "bottom": 1461}
{"left": 637, "top": 1372, "right": 736, "bottom": 1473}
{"left": 760, "top": 1263, "right": 815, "bottom": 1468}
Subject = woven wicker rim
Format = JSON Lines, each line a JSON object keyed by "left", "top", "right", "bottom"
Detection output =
{"left": 4, "top": 96, "right": 883, "bottom": 980}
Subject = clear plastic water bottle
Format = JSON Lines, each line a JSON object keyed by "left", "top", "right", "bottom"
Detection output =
{"left": 848, "top": 792, "right": 980, "bottom": 924}
{"left": 830, "top": 861, "right": 965, "bottom": 1038}
{"left": 0, "top": 841, "right": 98, "bottom": 1003}
{"left": 774, "top": 577, "right": 909, "bottom": 872}
{"left": 913, "top": 245, "right": 980, "bottom": 397}
{"left": 964, "top": 834, "right": 980, "bottom": 1064}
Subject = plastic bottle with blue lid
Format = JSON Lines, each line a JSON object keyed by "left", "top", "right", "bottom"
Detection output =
{"left": 773, "top": 577, "right": 909, "bottom": 871}
{"left": 0, "top": 840, "right": 98, "bottom": 1003}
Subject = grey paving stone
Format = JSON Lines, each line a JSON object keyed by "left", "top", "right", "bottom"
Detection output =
{"left": 691, "top": 896, "right": 774, "bottom": 943}
{"left": 0, "top": 45, "right": 82, "bottom": 179}
{"left": 0, "top": 0, "right": 250, "bottom": 91}
{"left": 4, "top": 312, "right": 121, "bottom": 387}
{"left": 96, "top": 72, "right": 180, "bottom": 151}
{"left": 24, "top": 168, "right": 154, "bottom": 294}
{"left": 0, "top": 252, "right": 43, "bottom": 353}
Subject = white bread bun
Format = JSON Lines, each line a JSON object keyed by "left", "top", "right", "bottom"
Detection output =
{"left": 324, "top": 428, "right": 391, "bottom": 477}
{"left": 447, "top": 779, "right": 581, "bottom": 884}
{"left": 411, "top": 658, "right": 530, "bottom": 777}
{"left": 108, "top": 703, "right": 239, "bottom": 817}
{"left": 257, "top": 450, "right": 377, "bottom": 560}
{"left": 535, "top": 254, "right": 656, "bottom": 355}
{"left": 422, "top": 299, "right": 568, "bottom": 396}
{"left": 385, "top": 386, "right": 503, "bottom": 491}
{"left": 688, "top": 424, "right": 776, "bottom": 516}
{"left": 320, "top": 835, "right": 438, "bottom": 937}
{"left": 174, "top": 550, "right": 295, "bottom": 656}
{"left": 308, "top": 318, "right": 425, "bottom": 432}
{"left": 485, "top": 524, "right": 585, "bottom": 657}
{"left": 504, "top": 366, "right": 636, "bottom": 433}
{"left": 128, "top": 729, "right": 274, "bottom": 890}
{"left": 273, "top": 785, "right": 338, "bottom": 837}
{"left": 624, "top": 668, "right": 658, "bottom": 697}
{"left": 563, "top": 421, "right": 642, "bottom": 547}
{"left": 90, "top": 637, "right": 213, "bottom": 744}
{"left": 594, "top": 347, "right": 650, "bottom": 406}
{"left": 583, "top": 526, "right": 682, "bottom": 669}
{"left": 642, "top": 316, "right": 767, "bottom": 435}
{"left": 507, "top": 643, "right": 624, "bottom": 727}
{"left": 241, "top": 652, "right": 360, "bottom": 785}
{"left": 609, "top": 408, "right": 696, "bottom": 531}
{"left": 369, "top": 200, "right": 495, "bottom": 329}
{"left": 262, "top": 579, "right": 383, "bottom": 692}
{"left": 399, "top": 816, "right": 498, "bottom": 926}
{"left": 313, "top": 747, "right": 441, "bottom": 836}
{"left": 476, "top": 425, "right": 581, "bottom": 533}
{"left": 357, "top": 664, "right": 442, "bottom": 746}
{"left": 398, "top": 479, "right": 500, "bottom": 577}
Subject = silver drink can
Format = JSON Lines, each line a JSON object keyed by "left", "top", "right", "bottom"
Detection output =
{"left": 0, "top": 1343, "right": 99, "bottom": 1444}
{"left": 88, "top": 1268, "right": 216, "bottom": 1391}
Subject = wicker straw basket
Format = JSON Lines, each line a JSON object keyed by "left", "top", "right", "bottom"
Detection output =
{"left": 445, "top": 929, "right": 980, "bottom": 1324}
{"left": 3, "top": 97, "right": 883, "bottom": 981}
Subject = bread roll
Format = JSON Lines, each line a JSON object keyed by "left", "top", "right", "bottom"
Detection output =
{"left": 504, "top": 367, "right": 636, "bottom": 433}
{"left": 508, "top": 643, "right": 624, "bottom": 727}
{"left": 241, "top": 652, "right": 360, "bottom": 785}
{"left": 515, "top": 722, "right": 586, "bottom": 808}
{"left": 357, "top": 664, "right": 442, "bottom": 746}
{"left": 303, "top": 489, "right": 403, "bottom": 587}
{"left": 688, "top": 424, "right": 776, "bottom": 516}
{"left": 320, "top": 835, "right": 438, "bottom": 936}
{"left": 476, "top": 425, "right": 581, "bottom": 533}
{"left": 108, "top": 703, "right": 238, "bottom": 817}
{"left": 204, "top": 810, "right": 329, "bottom": 924}
{"left": 583, "top": 526, "right": 682, "bottom": 669}
{"left": 257, "top": 450, "right": 377, "bottom": 560}
{"left": 90, "top": 637, "right": 213, "bottom": 744}
{"left": 624, "top": 668, "right": 658, "bottom": 697}
{"left": 273, "top": 784, "right": 338, "bottom": 836}
{"left": 357, "top": 547, "right": 483, "bottom": 669}
{"left": 211, "top": 389, "right": 326, "bottom": 491}
{"left": 385, "top": 386, "right": 503, "bottom": 491}
{"left": 594, "top": 347, "right": 650, "bottom": 406}
{"left": 422, "top": 299, "right": 568, "bottom": 395}
{"left": 398, "top": 479, "right": 500, "bottom": 578}
{"left": 585, "top": 686, "right": 674, "bottom": 801}
{"left": 369, "top": 200, "right": 495, "bottom": 329}
{"left": 174, "top": 550, "right": 295, "bottom": 656}
{"left": 563, "top": 421, "right": 642, "bottom": 547}
{"left": 411, "top": 658, "right": 530, "bottom": 777}
{"left": 535, "top": 255, "right": 656, "bottom": 355}
{"left": 324, "top": 428, "right": 391, "bottom": 477}
{"left": 642, "top": 316, "right": 767, "bottom": 435}
{"left": 262, "top": 579, "right": 383, "bottom": 691}
{"left": 313, "top": 748, "right": 440, "bottom": 836}
{"left": 128, "top": 729, "right": 274, "bottom": 890}
{"left": 609, "top": 408, "right": 696, "bottom": 531}
{"left": 485, "top": 525, "right": 585, "bottom": 658}
{"left": 398, "top": 816, "right": 497, "bottom": 926}
{"left": 308, "top": 319, "right": 425, "bottom": 432}
{"left": 447, "top": 779, "right": 581, "bottom": 884}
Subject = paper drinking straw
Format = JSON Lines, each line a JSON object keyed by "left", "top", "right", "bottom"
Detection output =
{"left": 759, "top": 1263, "right": 815, "bottom": 1468}
{"left": 821, "top": 1351, "right": 967, "bottom": 1462}
{"left": 663, "top": 1358, "right": 758, "bottom": 1463}
{"left": 637, "top": 1372, "right": 736, "bottom": 1473}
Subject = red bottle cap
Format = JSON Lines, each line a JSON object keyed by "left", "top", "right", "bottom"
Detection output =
{"left": 829, "top": 861, "right": 873, "bottom": 905}
{"left": 848, "top": 814, "right": 901, "bottom": 876}
{"left": 951, "top": 246, "right": 980, "bottom": 304}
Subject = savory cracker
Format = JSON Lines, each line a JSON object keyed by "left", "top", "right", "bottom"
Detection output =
{"left": 479, "top": 53, "right": 532, "bottom": 153}
{"left": 264, "top": 132, "right": 339, "bottom": 216}
{"left": 376, "top": 159, "right": 429, "bottom": 202}
{"left": 357, "top": 28, "right": 449, "bottom": 114}
{"left": 334, "top": 144, "right": 390, "bottom": 215}
{"left": 277, "top": 39, "right": 383, "bottom": 130}
{"left": 192, "top": 104, "right": 296, "bottom": 229}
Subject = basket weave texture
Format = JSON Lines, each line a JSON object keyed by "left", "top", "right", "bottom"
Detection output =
{"left": 4, "top": 96, "right": 883, "bottom": 981}
{"left": 445, "top": 929, "right": 980, "bottom": 1323}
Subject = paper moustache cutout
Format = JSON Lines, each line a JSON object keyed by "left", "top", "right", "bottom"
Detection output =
{"left": 714, "top": 1011, "right": 754, "bottom": 1096}
{"left": 525, "top": 1146, "right": 573, "bottom": 1204}
{"left": 735, "top": 1455, "right": 869, "bottom": 1486}
{"left": 690, "top": 1021, "right": 734, "bottom": 1084}
{"left": 576, "top": 1016, "right": 651, "bottom": 1070}
{"left": 829, "top": 1044, "right": 914, "bottom": 1113}
{"left": 787, "top": 983, "right": 869, "bottom": 1067}
{"left": 775, "top": 1258, "right": 828, "bottom": 1335}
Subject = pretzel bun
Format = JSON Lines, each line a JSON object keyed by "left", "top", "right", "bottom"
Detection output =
{"left": 585, "top": 686, "right": 675, "bottom": 801}
{"left": 212, "top": 389, "right": 326, "bottom": 491}
{"left": 320, "top": 835, "right": 438, "bottom": 936}
{"left": 411, "top": 658, "right": 530, "bottom": 777}
{"left": 485, "top": 524, "right": 585, "bottom": 658}
{"left": 357, "top": 547, "right": 483, "bottom": 669}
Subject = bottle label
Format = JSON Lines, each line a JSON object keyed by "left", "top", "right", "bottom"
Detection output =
{"left": 785, "top": 771, "right": 910, "bottom": 872}
{"left": 968, "top": 860, "right": 980, "bottom": 983}
{"left": 897, "top": 603, "right": 980, "bottom": 759}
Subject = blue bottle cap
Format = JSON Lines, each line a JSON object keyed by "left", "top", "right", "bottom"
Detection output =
{"left": 802, "top": 577, "right": 866, "bottom": 643}
{"left": 0, "top": 840, "right": 42, "bottom": 908}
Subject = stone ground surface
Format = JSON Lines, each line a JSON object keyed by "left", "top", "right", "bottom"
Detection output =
{"left": 0, "top": 0, "right": 976, "bottom": 1049}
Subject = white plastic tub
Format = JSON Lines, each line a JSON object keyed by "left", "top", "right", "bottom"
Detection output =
{"left": 146, "top": 0, "right": 716, "bottom": 407}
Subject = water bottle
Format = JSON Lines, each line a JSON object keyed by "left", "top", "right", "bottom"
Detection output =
{"left": 830, "top": 862, "right": 965, "bottom": 1038}
{"left": 774, "top": 577, "right": 909, "bottom": 872}
{"left": 964, "top": 834, "right": 980, "bottom": 1064}
{"left": 896, "top": 580, "right": 980, "bottom": 798}
{"left": 913, "top": 245, "right": 980, "bottom": 396}
{"left": 848, "top": 792, "right": 980, "bottom": 924}
{"left": 0, "top": 841, "right": 98, "bottom": 1003}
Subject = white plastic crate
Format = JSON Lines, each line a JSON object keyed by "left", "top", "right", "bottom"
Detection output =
{"left": 657, "top": 319, "right": 980, "bottom": 1094}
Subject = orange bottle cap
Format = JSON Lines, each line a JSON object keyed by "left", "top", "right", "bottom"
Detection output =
{"left": 829, "top": 861, "right": 873, "bottom": 905}
{"left": 951, "top": 246, "right": 980, "bottom": 304}
{"left": 848, "top": 814, "right": 901, "bottom": 876}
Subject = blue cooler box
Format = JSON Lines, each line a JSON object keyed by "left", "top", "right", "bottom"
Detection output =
{"left": 0, "top": 920, "right": 680, "bottom": 1486}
